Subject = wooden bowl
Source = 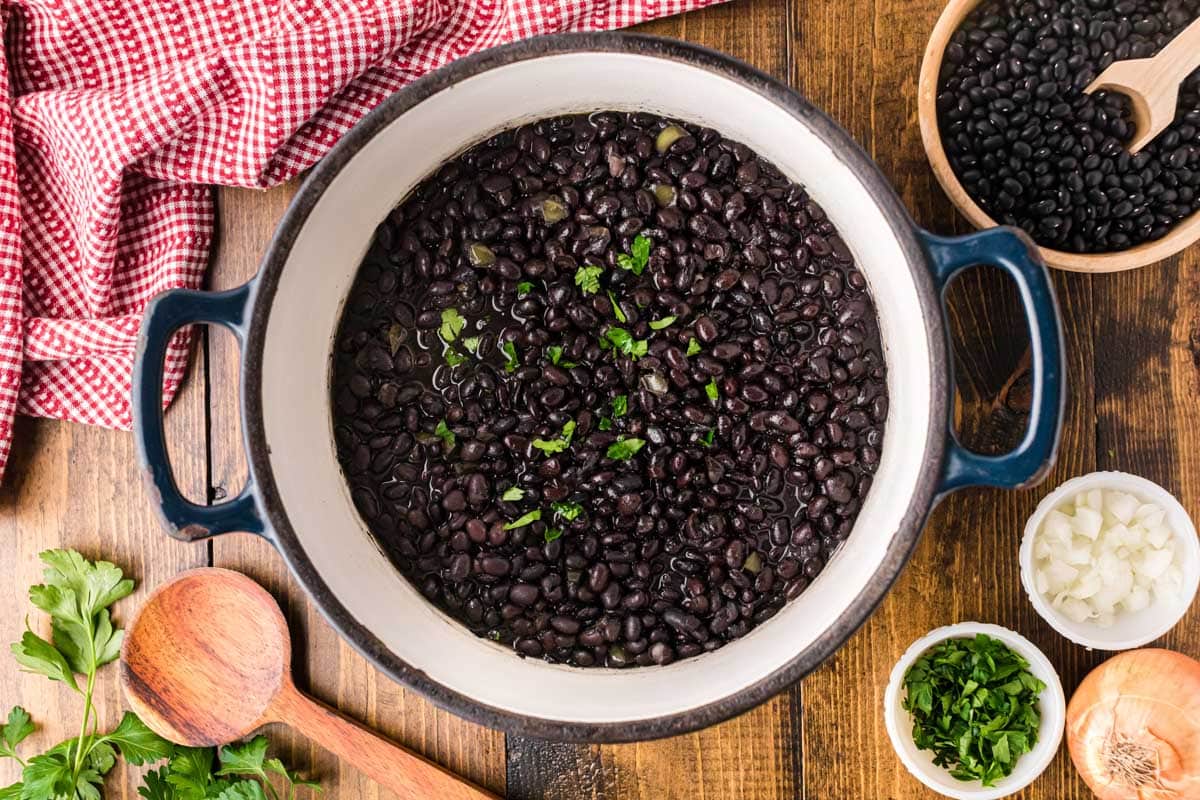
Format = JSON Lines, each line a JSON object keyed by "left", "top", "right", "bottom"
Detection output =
{"left": 918, "top": 0, "right": 1200, "bottom": 273}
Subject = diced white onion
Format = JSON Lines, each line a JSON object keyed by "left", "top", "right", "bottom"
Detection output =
{"left": 1033, "top": 488, "right": 1180, "bottom": 626}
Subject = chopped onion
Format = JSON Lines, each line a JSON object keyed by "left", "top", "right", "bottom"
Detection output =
{"left": 1032, "top": 488, "right": 1180, "bottom": 627}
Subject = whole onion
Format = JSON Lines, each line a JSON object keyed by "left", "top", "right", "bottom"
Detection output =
{"left": 1067, "top": 649, "right": 1200, "bottom": 798}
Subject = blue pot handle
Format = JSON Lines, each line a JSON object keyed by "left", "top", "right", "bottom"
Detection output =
{"left": 920, "top": 227, "right": 1065, "bottom": 496}
{"left": 132, "top": 282, "right": 267, "bottom": 541}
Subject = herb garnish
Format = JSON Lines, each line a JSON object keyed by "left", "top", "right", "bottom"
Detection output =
{"left": 439, "top": 308, "right": 466, "bottom": 342}
{"left": 574, "top": 265, "right": 603, "bottom": 295}
{"left": 611, "top": 395, "right": 628, "bottom": 418}
{"left": 551, "top": 501, "right": 584, "bottom": 522}
{"left": 649, "top": 316, "right": 676, "bottom": 330}
{"left": 606, "top": 437, "right": 646, "bottom": 461}
{"left": 501, "top": 487, "right": 525, "bottom": 502}
{"left": 544, "top": 528, "right": 564, "bottom": 543}
{"left": 501, "top": 341, "right": 519, "bottom": 373}
{"left": 601, "top": 328, "right": 648, "bottom": 360}
{"left": 902, "top": 633, "right": 1045, "bottom": 787}
{"left": 434, "top": 419, "right": 456, "bottom": 449}
{"left": 705, "top": 379, "right": 720, "bottom": 403}
{"left": 517, "top": 281, "right": 533, "bottom": 296}
{"left": 687, "top": 338, "right": 701, "bottom": 357}
{"left": 607, "top": 290, "right": 627, "bottom": 323}
{"left": 546, "top": 346, "right": 577, "bottom": 369}
{"left": 462, "top": 336, "right": 481, "bottom": 353}
{"left": 503, "top": 510, "right": 542, "bottom": 530}
{"left": 616, "top": 235, "right": 651, "bottom": 276}
{"left": 444, "top": 349, "right": 468, "bottom": 367}
{"left": 701, "top": 428, "right": 716, "bottom": 447}
{"left": 598, "top": 417, "right": 613, "bottom": 431}
{"left": 532, "top": 420, "right": 576, "bottom": 456}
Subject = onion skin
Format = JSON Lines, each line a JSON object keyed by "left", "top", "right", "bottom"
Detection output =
{"left": 1067, "top": 649, "right": 1200, "bottom": 799}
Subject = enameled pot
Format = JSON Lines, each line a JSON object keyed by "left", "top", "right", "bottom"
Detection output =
{"left": 132, "top": 33, "right": 1065, "bottom": 743}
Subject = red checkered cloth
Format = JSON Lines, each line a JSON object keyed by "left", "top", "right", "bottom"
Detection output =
{"left": 0, "top": 0, "right": 722, "bottom": 481}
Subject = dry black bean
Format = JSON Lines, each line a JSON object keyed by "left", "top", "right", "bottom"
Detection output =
{"left": 939, "top": 0, "right": 1200, "bottom": 252}
{"left": 331, "top": 112, "right": 887, "bottom": 668}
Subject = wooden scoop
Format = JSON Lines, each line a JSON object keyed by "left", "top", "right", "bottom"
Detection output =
{"left": 120, "top": 568, "right": 498, "bottom": 800}
{"left": 1085, "top": 16, "right": 1200, "bottom": 154}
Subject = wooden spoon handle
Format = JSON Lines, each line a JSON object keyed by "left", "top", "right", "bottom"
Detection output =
{"left": 269, "top": 683, "right": 499, "bottom": 800}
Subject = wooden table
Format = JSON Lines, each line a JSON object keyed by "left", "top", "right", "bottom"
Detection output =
{"left": 3, "top": 0, "right": 1199, "bottom": 796}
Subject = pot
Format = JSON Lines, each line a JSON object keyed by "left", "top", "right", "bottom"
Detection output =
{"left": 132, "top": 33, "right": 1065, "bottom": 743}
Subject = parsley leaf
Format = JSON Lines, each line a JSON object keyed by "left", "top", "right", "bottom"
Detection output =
{"left": 438, "top": 308, "right": 466, "bottom": 342}
{"left": 611, "top": 395, "right": 628, "bottom": 418}
{"left": 598, "top": 417, "right": 613, "bottom": 431}
{"left": 607, "top": 290, "right": 627, "bottom": 323}
{"left": 544, "top": 527, "right": 564, "bottom": 543}
{"left": 444, "top": 348, "right": 468, "bottom": 367}
{"left": 701, "top": 428, "right": 716, "bottom": 447}
{"left": 649, "top": 316, "right": 676, "bottom": 330}
{"left": 434, "top": 419, "right": 456, "bottom": 449}
{"left": 532, "top": 420, "right": 576, "bottom": 455}
{"left": 504, "top": 510, "right": 542, "bottom": 531}
{"left": 551, "top": 501, "right": 584, "bottom": 522}
{"left": 602, "top": 328, "right": 648, "bottom": 360}
{"left": 574, "top": 265, "right": 603, "bottom": 295}
{"left": 616, "top": 235, "right": 651, "bottom": 276}
{"left": 705, "top": 379, "right": 720, "bottom": 403}
{"left": 462, "top": 336, "right": 481, "bottom": 354}
{"left": 502, "top": 341, "right": 519, "bottom": 373}
{"left": 547, "top": 345, "right": 578, "bottom": 369}
{"left": 1, "top": 707, "right": 33, "bottom": 761}
{"left": 100, "top": 712, "right": 174, "bottom": 766}
{"left": 902, "top": 633, "right": 1045, "bottom": 787}
{"left": 216, "top": 736, "right": 270, "bottom": 782}
{"left": 517, "top": 281, "right": 534, "bottom": 296}
{"left": 501, "top": 487, "right": 525, "bottom": 502}
{"left": 686, "top": 337, "right": 701, "bottom": 357}
{"left": 606, "top": 437, "right": 646, "bottom": 461}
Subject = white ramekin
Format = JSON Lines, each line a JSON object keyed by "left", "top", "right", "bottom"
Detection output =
{"left": 1019, "top": 471, "right": 1200, "bottom": 650}
{"left": 884, "top": 622, "right": 1066, "bottom": 800}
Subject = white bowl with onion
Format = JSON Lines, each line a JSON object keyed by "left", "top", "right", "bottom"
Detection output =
{"left": 1020, "top": 472, "right": 1200, "bottom": 650}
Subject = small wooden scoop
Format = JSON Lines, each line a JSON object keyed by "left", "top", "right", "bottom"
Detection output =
{"left": 120, "top": 568, "right": 498, "bottom": 800}
{"left": 1085, "top": 16, "right": 1200, "bottom": 154}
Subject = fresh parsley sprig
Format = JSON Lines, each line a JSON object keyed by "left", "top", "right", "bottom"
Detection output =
{"left": 532, "top": 420, "right": 576, "bottom": 456}
{"left": 574, "top": 265, "right": 603, "bottom": 296}
{"left": 600, "top": 328, "right": 648, "bottom": 361}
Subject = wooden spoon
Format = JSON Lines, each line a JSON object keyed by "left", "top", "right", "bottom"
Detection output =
{"left": 120, "top": 568, "right": 498, "bottom": 800}
{"left": 1085, "top": 17, "right": 1200, "bottom": 154}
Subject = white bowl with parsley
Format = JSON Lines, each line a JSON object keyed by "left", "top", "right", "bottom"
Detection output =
{"left": 884, "top": 622, "right": 1066, "bottom": 799}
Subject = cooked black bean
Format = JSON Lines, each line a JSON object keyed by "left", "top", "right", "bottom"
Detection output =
{"left": 939, "top": 0, "right": 1200, "bottom": 252}
{"left": 331, "top": 112, "right": 887, "bottom": 668}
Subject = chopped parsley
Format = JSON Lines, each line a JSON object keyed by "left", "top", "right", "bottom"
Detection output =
{"left": 503, "top": 509, "right": 541, "bottom": 531}
{"left": 546, "top": 345, "right": 578, "bottom": 368}
{"left": 598, "top": 417, "right": 613, "bottom": 431}
{"left": 434, "top": 419, "right": 456, "bottom": 448}
{"left": 606, "top": 437, "right": 646, "bottom": 461}
{"left": 649, "top": 315, "right": 677, "bottom": 330}
{"left": 532, "top": 420, "right": 576, "bottom": 455}
{"left": 502, "top": 340, "right": 519, "bottom": 373}
{"left": 501, "top": 487, "right": 525, "bottom": 502}
{"left": 611, "top": 395, "right": 628, "bottom": 418}
{"left": 601, "top": 327, "right": 648, "bottom": 360}
{"left": 551, "top": 501, "right": 584, "bottom": 522}
{"left": 687, "top": 337, "right": 702, "bottom": 357}
{"left": 616, "top": 234, "right": 651, "bottom": 276}
{"left": 444, "top": 348, "right": 468, "bottom": 367}
{"left": 701, "top": 428, "right": 716, "bottom": 447}
{"left": 902, "top": 633, "right": 1045, "bottom": 787}
{"left": 462, "top": 336, "right": 481, "bottom": 353}
{"left": 705, "top": 378, "right": 720, "bottom": 403}
{"left": 517, "top": 281, "right": 533, "bottom": 296}
{"left": 574, "top": 264, "right": 603, "bottom": 295}
{"left": 439, "top": 308, "right": 466, "bottom": 342}
{"left": 544, "top": 527, "right": 564, "bottom": 543}
{"left": 607, "top": 290, "right": 627, "bottom": 323}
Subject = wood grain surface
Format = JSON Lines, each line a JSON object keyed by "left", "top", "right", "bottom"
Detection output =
{"left": 1, "top": 0, "right": 1198, "bottom": 798}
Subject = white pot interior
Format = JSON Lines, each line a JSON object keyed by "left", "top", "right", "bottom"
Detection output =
{"left": 258, "top": 50, "right": 935, "bottom": 725}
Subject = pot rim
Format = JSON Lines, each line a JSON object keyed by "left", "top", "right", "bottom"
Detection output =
{"left": 240, "top": 31, "right": 950, "bottom": 742}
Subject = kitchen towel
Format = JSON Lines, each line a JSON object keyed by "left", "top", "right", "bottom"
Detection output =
{"left": 0, "top": 0, "right": 722, "bottom": 482}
